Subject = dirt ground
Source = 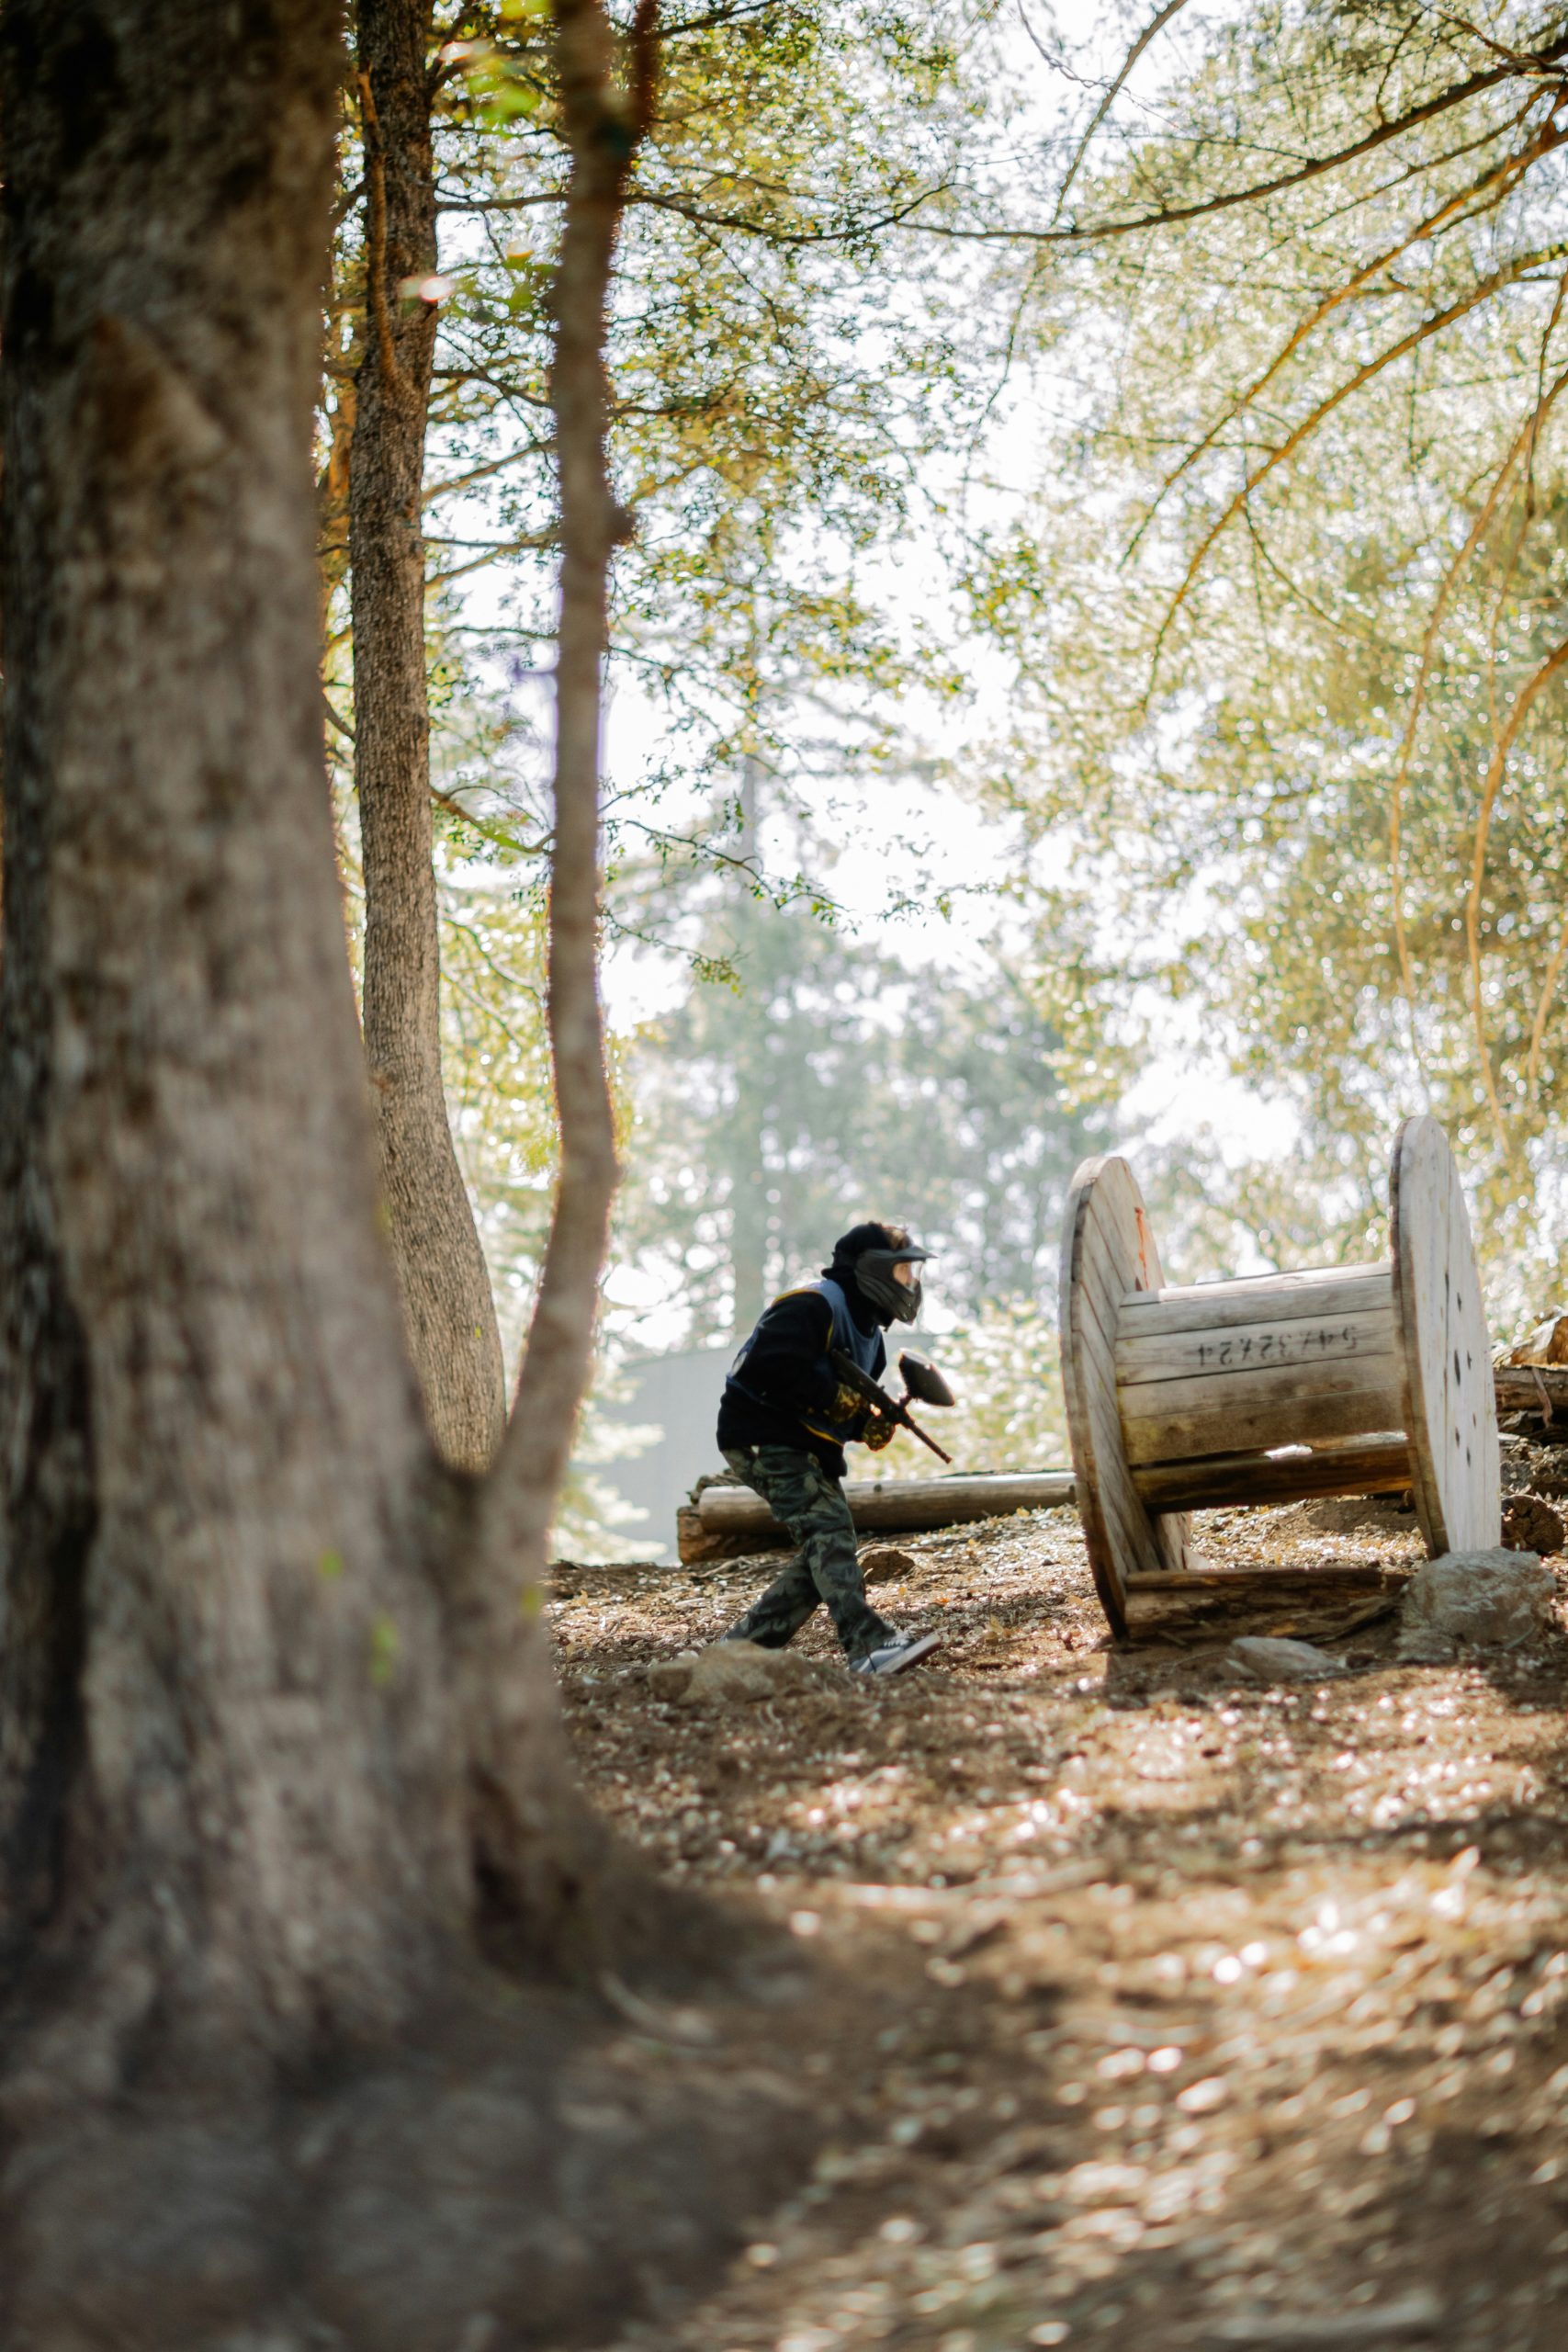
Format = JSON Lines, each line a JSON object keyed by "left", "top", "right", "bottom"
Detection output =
{"left": 550, "top": 1482, "right": 1568, "bottom": 2352}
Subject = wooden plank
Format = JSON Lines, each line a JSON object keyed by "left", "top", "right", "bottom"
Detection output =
{"left": 1392, "top": 1114, "right": 1443, "bottom": 1551}
{"left": 1123, "top": 1562, "right": 1393, "bottom": 1634}
{"left": 1122, "top": 1386, "right": 1404, "bottom": 1467}
{"left": 1127, "top": 1564, "right": 1391, "bottom": 1594}
{"left": 1120, "top": 1264, "right": 1391, "bottom": 1338}
{"left": 1079, "top": 1170, "right": 1195, "bottom": 1581}
{"left": 1119, "top": 1356, "right": 1404, "bottom": 1465}
{"left": 1132, "top": 1434, "right": 1413, "bottom": 1510}
{"left": 1060, "top": 1160, "right": 1125, "bottom": 1591}
{"left": 1118, "top": 1338, "right": 1401, "bottom": 1421}
{"left": 1066, "top": 1176, "right": 1152, "bottom": 1618}
{"left": 1116, "top": 1301, "right": 1396, "bottom": 1389}
{"left": 1083, "top": 1166, "right": 1193, "bottom": 1587}
{"left": 1442, "top": 1141, "right": 1500, "bottom": 1545}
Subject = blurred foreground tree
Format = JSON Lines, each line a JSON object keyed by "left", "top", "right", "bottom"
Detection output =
{"left": 0, "top": 0, "right": 806, "bottom": 2328}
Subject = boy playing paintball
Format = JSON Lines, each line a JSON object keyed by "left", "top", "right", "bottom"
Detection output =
{"left": 716, "top": 1220, "right": 942, "bottom": 1677}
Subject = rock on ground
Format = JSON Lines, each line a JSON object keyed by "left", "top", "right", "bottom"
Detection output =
{"left": 647, "top": 1641, "right": 838, "bottom": 1705}
{"left": 858, "top": 1545, "right": 919, "bottom": 1586}
{"left": 1500, "top": 1492, "right": 1566, "bottom": 1556}
{"left": 1228, "top": 1635, "right": 1348, "bottom": 1683}
{"left": 1399, "top": 1547, "right": 1554, "bottom": 1661}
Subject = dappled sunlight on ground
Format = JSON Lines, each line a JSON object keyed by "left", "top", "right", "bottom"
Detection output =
{"left": 553, "top": 1500, "right": 1568, "bottom": 2350}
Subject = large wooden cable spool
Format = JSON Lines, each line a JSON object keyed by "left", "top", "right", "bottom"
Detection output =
{"left": 1058, "top": 1115, "right": 1499, "bottom": 1638}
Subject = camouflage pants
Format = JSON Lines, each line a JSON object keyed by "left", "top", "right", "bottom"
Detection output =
{"left": 719, "top": 1444, "right": 895, "bottom": 1664}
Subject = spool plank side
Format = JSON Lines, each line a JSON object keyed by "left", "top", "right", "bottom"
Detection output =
{"left": 1119, "top": 1379, "right": 1407, "bottom": 1468}
{"left": 1118, "top": 1325, "right": 1403, "bottom": 1463}
{"left": 1116, "top": 1297, "right": 1395, "bottom": 1385}
{"left": 1060, "top": 1156, "right": 1191, "bottom": 1636}
{"left": 1121, "top": 1266, "right": 1391, "bottom": 1339}
{"left": 1391, "top": 1116, "right": 1499, "bottom": 1554}
{"left": 1064, "top": 1197, "right": 1156, "bottom": 1603}
{"left": 1122, "top": 1563, "right": 1391, "bottom": 1635}
{"left": 1072, "top": 1298, "right": 1170, "bottom": 1589}
{"left": 1132, "top": 1433, "right": 1412, "bottom": 1511}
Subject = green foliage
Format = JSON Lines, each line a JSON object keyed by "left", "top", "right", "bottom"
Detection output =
{"left": 929, "top": 1297, "right": 1067, "bottom": 1472}
{"left": 408, "top": 0, "right": 999, "bottom": 847}
{"left": 615, "top": 864, "right": 1100, "bottom": 1343}
{"left": 981, "top": 0, "right": 1568, "bottom": 1317}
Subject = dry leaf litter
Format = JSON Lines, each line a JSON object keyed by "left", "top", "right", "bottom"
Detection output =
{"left": 549, "top": 1481, "right": 1568, "bottom": 2352}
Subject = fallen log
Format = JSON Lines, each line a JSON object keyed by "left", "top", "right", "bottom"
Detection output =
{"left": 678, "top": 1440, "right": 1415, "bottom": 1566}
{"left": 1493, "top": 1363, "right": 1568, "bottom": 1422}
{"left": 676, "top": 1469, "right": 1077, "bottom": 1566}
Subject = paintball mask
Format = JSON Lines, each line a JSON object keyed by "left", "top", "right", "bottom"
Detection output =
{"left": 852, "top": 1242, "right": 930, "bottom": 1327}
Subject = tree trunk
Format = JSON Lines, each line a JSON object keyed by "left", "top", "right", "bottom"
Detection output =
{"left": 350, "top": 0, "right": 507, "bottom": 1472}
{"left": 0, "top": 9, "right": 830, "bottom": 2335}
{"left": 445, "top": 0, "right": 663, "bottom": 1954}
{"left": 0, "top": 0, "right": 475, "bottom": 2094}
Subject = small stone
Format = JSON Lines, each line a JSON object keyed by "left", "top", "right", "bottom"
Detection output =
{"left": 1500, "top": 1492, "right": 1565, "bottom": 1556}
{"left": 651, "top": 1640, "right": 835, "bottom": 1706}
{"left": 1398, "top": 1548, "right": 1553, "bottom": 1657}
{"left": 1228, "top": 1636, "right": 1348, "bottom": 1684}
{"left": 645, "top": 1653, "right": 698, "bottom": 1701}
{"left": 859, "top": 1545, "right": 918, "bottom": 1586}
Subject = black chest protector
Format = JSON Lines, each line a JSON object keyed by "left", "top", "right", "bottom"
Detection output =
{"left": 725, "top": 1277, "right": 883, "bottom": 1444}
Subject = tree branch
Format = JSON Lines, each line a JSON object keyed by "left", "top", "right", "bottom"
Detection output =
{"left": 940, "top": 37, "right": 1568, "bottom": 246}
{"left": 1387, "top": 357, "right": 1568, "bottom": 1079}
{"left": 1148, "top": 237, "right": 1568, "bottom": 678}
{"left": 1124, "top": 105, "right": 1561, "bottom": 562}
{"left": 1465, "top": 628, "right": 1568, "bottom": 1143}
{"left": 1049, "top": 0, "right": 1193, "bottom": 228}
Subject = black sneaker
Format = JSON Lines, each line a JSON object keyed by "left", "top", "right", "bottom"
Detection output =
{"left": 850, "top": 1632, "right": 942, "bottom": 1678}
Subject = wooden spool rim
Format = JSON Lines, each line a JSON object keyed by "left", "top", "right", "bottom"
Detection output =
{"left": 1058, "top": 1153, "right": 1191, "bottom": 1637}
{"left": 1390, "top": 1114, "right": 1500, "bottom": 1555}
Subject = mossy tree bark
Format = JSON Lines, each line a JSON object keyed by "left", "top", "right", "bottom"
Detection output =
{"left": 0, "top": 0, "right": 656, "bottom": 2157}
{"left": 350, "top": 0, "right": 507, "bottom": 1473}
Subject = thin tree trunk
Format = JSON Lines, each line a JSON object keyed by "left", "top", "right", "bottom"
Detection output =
{"left": 447, "top": 0, "right": 661, "bottom": 1950}
{"left": 350, "top": 0, "right": 507, "bottom": 1472}
{"left": 728, "top": 760, "right": 769, "bottom": 1329}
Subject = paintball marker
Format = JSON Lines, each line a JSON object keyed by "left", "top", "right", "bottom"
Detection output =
{"left": 829, "top": 1348, "right": 956, "bottom": 1465}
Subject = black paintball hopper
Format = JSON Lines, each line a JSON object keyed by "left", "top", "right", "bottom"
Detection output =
{"left": 897, "top": 1351, "right": 955, "bottom": 1409}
